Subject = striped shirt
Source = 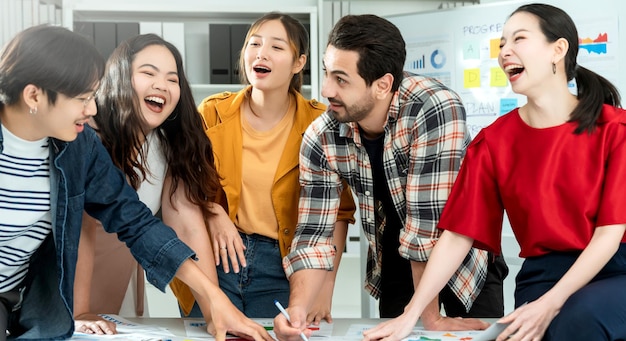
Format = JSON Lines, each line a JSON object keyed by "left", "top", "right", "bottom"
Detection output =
{"left": 0, "top": 125, "right": 52, "bottom": 293}
{"left": 284, "top": 72, "right": 488, "bottom": 310}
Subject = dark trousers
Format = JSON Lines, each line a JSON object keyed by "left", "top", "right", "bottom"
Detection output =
{"left": 0, "top": 289, "right": 21, "bottom": 341}
{"left": 379, "top": 221, "right": 507, "bottom": 318}
{"left": 439, "top": 253, "right": 508, "bottom": 317}
{"left": 515, "top": 244, "right": 626, "bottom": 341}
{"left": 379, "top": 248, "right": 507, "bottom": 318}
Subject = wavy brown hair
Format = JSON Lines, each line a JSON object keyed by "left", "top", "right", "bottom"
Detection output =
{"left": 94, "top": 34, "right": 219, "bottom": 216}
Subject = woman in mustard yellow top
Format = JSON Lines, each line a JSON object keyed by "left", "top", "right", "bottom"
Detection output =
{"left": 170, "top": 12, "right": 355, "bottom": 319}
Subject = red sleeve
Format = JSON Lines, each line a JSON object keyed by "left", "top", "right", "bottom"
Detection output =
{"left": 438, "top": 130, "right": 505, "bottom": 254}
{"left": 597, "top": 111, "right": 626, "bottom": 235}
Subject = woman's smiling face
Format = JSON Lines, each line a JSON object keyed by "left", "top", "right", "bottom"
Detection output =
{"left": 131, "top": 44, "right": 181, "bottom": 132}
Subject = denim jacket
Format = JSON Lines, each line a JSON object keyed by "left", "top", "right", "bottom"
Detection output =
{"left": 0, "top": 123, "right": 195, "bottom": 339}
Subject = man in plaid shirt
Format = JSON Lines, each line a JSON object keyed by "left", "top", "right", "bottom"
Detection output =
{"left": 274, "top": 14, "right": 507, "bottom": 341}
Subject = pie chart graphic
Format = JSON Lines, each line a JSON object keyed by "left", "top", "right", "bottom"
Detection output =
{"left": 431, "top": 49, "right": 446, "bottom": 69}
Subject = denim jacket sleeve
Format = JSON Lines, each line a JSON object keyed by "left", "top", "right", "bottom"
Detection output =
{"left": 80, "top": 128, "right": 195, "bottom": 290}
{"left": 10, "top": 127, "right": 195, "bottom": 340}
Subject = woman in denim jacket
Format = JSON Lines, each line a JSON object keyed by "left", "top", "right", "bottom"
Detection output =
{"left": 0, "top": 25, "right": 272, "bottom": 341}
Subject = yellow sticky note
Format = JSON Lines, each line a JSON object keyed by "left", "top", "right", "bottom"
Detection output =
{"left": 491, "top": 67, "right": 508, "bottom": 87}
{"left": 464, "top": 68, "right": 481, "bottom": 88}
{"left": 490, "top": 38, "right": 501, "bottom": 59}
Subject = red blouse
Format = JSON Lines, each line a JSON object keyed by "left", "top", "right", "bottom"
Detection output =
{"left": 438, "top": 105, "right": 626, "bottom": 258}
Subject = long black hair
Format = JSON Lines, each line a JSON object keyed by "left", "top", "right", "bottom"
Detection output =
{"left": 511, "top": 4, "right": 621, "bottom": 134}
{"left": 94, "top": 34, "right": 220, "bottom": 217}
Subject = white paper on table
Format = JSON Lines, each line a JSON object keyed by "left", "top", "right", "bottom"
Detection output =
{"left": 70, "top": 314, "right": 176, "bottom": 340}
{"left": 345, "top": 324, "right": 485, "bottom": 340}
{"left": 184, "top": 318, "right": 333, "bottom": 339}
{"left": 184, "top": 318, "right": 273, "bottom": 339}
{"left": 305, "top": 321, "right": 333, "bottom": 338}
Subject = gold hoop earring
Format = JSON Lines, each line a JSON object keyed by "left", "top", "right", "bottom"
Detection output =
{"left": 552, "top": 63, "right": 556, "bottom": 75}
{"left": 29, "top": 107, "right": 38, "bottom": 115}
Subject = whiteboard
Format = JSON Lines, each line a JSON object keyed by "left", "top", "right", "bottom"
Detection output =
{"left": 387, "top": 0, "right": 625, "bottom": 137}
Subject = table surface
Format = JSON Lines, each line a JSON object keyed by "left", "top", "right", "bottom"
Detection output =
{"left": 126, "top": 317, "right": 499, "bottom": 337}
{"left": 127, "top": 317, "right": 381, "bottom": 336}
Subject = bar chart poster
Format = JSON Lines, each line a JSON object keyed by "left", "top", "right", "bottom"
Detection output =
{"left": 404, "top": 35, "right": 454, "bottom": 89}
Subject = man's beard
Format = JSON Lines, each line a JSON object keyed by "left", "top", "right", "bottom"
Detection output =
{"left": 328, "top": 96, "right": 374, "bottom": 123}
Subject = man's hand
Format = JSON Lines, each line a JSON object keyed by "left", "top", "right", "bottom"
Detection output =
{"left": 306, "top": 277, "right": 335, "bottom": 325}
{"left": 273, "top": 306, "right": 312, "bottom": 341}
{"left": 422, "top": 315, "right": 490, "bottom": 331}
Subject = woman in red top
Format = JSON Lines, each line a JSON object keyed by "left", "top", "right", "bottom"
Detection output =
{"left": 363, "top": 4, "right": 626, "bottom": 341}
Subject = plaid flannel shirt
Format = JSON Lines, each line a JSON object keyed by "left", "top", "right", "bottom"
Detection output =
{"left": 283, "top": 72, "right": 488, "bottom": 310}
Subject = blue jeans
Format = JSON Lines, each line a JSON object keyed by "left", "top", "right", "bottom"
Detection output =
{"left": 185, "top": 233, "right": 290, "bottom": 318}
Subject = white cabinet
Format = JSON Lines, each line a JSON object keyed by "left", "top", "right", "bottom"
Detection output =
{"left": 61, "top": 1, "right": 321, "bottom": 102}
{"left": 1, "top": 0, "right": 62, "bottom": 48}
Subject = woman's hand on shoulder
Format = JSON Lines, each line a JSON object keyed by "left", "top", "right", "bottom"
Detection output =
{"left": 74, "top": 313, "right": 117, "bottom": 335}
{"left": 207, "top": 204, "right": 246, "bottom": 273}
